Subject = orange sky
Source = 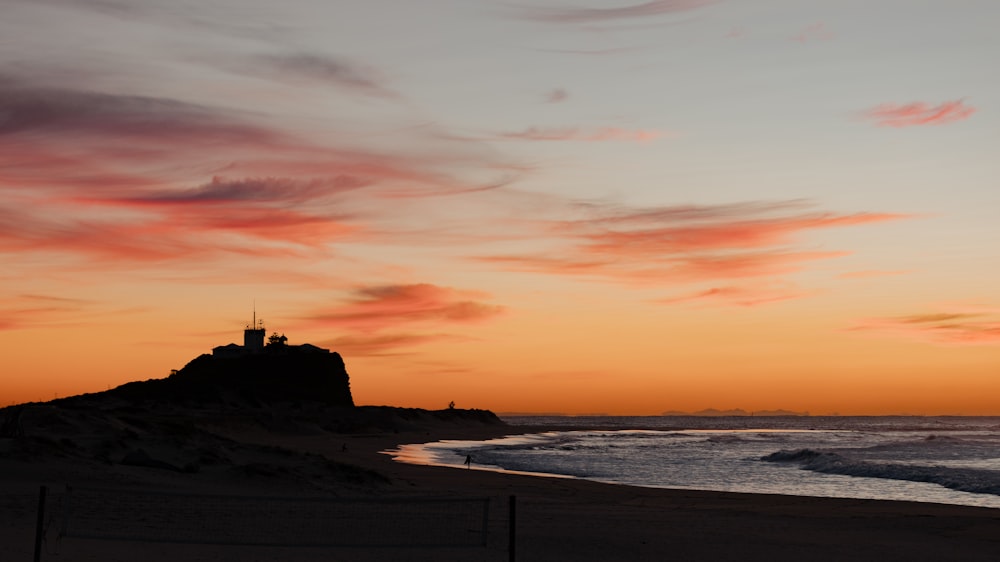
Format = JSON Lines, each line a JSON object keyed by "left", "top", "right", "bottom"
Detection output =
{"left": 2, "top": 0, "right": 998, "bottom": 414}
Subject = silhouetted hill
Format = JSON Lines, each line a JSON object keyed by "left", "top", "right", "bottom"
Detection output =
{"left": 99, "top": 350, "right": 355, "bottom": 407}
{"left": 2, "top": 346, "right": 504, "bottom": 492}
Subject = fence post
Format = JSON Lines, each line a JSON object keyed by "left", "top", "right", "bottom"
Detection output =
{"left": 34, "top": 485, "right": 47, "bottom": 562}
{"left": 508, "top": 495, "right": 516, "bottom": 562}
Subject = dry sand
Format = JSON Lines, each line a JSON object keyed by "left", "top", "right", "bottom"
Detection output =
{"left": 4, "top": 422, "right": 1000, "bottom": 561}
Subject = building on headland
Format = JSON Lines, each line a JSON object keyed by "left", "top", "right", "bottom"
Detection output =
{"left": 212, "top": 313, "right": 329, "bottom": 358}
{"left": 244, "top": 319, "right": 265, "bottom": 352}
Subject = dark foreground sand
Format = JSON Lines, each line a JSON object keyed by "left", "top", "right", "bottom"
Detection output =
{"left": 4, "top": 422, "right": 1000, "bottom": 561}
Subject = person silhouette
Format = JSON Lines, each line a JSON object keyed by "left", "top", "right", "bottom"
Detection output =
{"left": 465, "top": 454, "right": 472, "bottom": 469}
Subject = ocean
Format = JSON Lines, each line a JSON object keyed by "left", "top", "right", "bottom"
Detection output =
{"left": 389, "top": 416, "right": 1000, "bottom": 509}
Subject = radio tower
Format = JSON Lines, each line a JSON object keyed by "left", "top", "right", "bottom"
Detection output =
{"left": 244, "top": 300, "right": 265, "bottom": 351}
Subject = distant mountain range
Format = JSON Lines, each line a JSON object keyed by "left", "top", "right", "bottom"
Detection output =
{"left": 661, "top": 409, "right": 809, "bottom": 417}
{"left": 499, "top": 409, "right": 810, "bottom": 417}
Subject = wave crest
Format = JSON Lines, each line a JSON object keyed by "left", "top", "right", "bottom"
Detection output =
{"left": 761, "top": 449, "right": 1000, "bottom": 496}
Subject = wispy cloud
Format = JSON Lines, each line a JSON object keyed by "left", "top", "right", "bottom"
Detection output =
{"left": 533, "top": 46, "right": 643, "bottom": 56}
{"left": 117, "top": 176, "right": 372, "bottom": 205}
{"left": 478, "top": 201, "right": 908, "bottom": 288}
{"left": 0, "top": 84, "right": 494, "bottom": 191}
{"left": 851, "top": 307, "right": 1000, "bottom": 345}
{"left": 837, "top": 270, "right": 909, "bottom": 280}
{"left": 656, "top": 284, "right": 812, "bottom": 307}
{"left": 725, "top": 26, "right": 747, "bottom": 39}
{"left": 304, "top": 283, "right": 504, "bottom": 333}
{"left": 0, "top": 86, "right": 280, "bottom": 146}
{"left": 863, "top": 100, "right": 976, "bottom": 128}
{"left": 234, "top": 53, "right": 400, "bottom": 100}
{"left": 792, "top": 22, "right": 834, "bottom": 43}
{"left": 545, "top": 88, "right": 569, "bottom": 103}
{"left": 515, "top": 0, "right": 713, "bottom": 24}
{"left": 499, "top": 126, "right": 663, "bottom": 142}
{"left": 0, "top": 294, "right": 93, "bottom": 331}
{"left": 20, "top": 0, "right": 293, "bottom": 43}
{"left": 319, "top": 333, "right": 461, "bottom": 357}
{"left": 0, "top": 83, "right": 511, "bottom": 264}
{"left": 0, "top": 173, "right": 363, "bottom": 262}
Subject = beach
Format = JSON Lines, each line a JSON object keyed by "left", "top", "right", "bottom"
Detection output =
{"left": 4, "top": 419, "right": 1000, "bottom": 561}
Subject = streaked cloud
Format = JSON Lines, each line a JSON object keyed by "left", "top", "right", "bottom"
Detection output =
{"left": 0, "top": 294, "right": 92, "bottom": 331}
{"left": 0, "top": 84, "right": 494, "bottom": 192}
{"left": 852, "top": 308, "right": 1000, "bottom": 345}
{"left": 305, "top": 283, "right": 504, "bottom": 333}
{"left": 0, "top": 86, "right": 279, "bottom": 146}
{"left": 533, "top": 46, "right": 642, "bottom": 56}
{"left": 656, "top": 284, "right": 812, "bottom": 307}
{"left": 864, "top": 100, "right": 976, "bottom": 127}
{"left": 234, "top": 53, "right": 400, "bottom": 99}
{"left": 499, "top": 126, "right": 662, "bottom": 142}
{"left": 319, "top": 333, "right": 458, "bottom": 357}
{"left": 0, "top": 174, "right": 361, "bottom": 262}
{"left": 515, "top": 0, "right": 713, "bottom": 24}
{"left": 837, "top": 270, "right": 909, "bottom": 280}
{"left": 17, "top": 0, "right": 292, "bottom": 43}
{"left": 0, "top": 82, "right": 513, "bottom": 263}
{"left": 478, "top": 201, "right": 908, "bottom": 288}
{"left": 115, "top": 176, "right": 371, "bottom": 205}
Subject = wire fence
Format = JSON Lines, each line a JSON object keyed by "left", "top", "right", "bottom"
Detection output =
{"left": 55, "top": 486, "right": 491, "bottom": 549}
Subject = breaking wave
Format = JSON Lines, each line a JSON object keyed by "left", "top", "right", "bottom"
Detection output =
{"left": 761, "top": 449, "right": 1000, "bottom": 496}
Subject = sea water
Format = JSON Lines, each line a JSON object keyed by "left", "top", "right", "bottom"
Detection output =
{"left": 389, "top": 416, "right": 1000, "bottom": 509}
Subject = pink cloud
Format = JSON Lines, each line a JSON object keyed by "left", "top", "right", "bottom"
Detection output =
{"left": 479, "top": 250, "right": 846, "bottom": 285}
{"left": 578, "top": 211, "right": 898, "bottom": 254}
{"left": 0, "top": 83, "right": 518, "bottom": 265}
{"left": 305, "top": 283, "right": 504, "bottom": 333}
{"left": 499, "top": 126, "right": 662, "bottom": 142}
{"left": 477, "top": 201, "right": 908, "bottom": 289}
{"left": 656, "top": 284, "right": 812, "bottom": 307}
{"left": 851, "top": 309, "right": 1000, "bottom": 345}
{"left": 864, "top": 100, "right": 976, "bottom": 127}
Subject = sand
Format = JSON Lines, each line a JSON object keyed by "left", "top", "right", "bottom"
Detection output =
{"left": 4, "top": 421, "right": 1000, "bottom": 561}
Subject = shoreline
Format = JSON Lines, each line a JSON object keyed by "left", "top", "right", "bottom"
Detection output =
{"left": 343, "top": 424, "right": 1000, "bottom": 560}
{"left": 383, "top": 422, "right": 1000, "bottom": 510}
{"left": 5, "top": 422, "right": 1000, "bottom": 560}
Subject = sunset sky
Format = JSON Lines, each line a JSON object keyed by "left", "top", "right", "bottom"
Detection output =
{"left": 2, "top": 0, "right": 997, "bottom": 415}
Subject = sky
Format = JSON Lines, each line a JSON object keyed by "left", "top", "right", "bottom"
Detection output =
{"left": 2, "top": 0, "right": 998, "bottom": 415}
